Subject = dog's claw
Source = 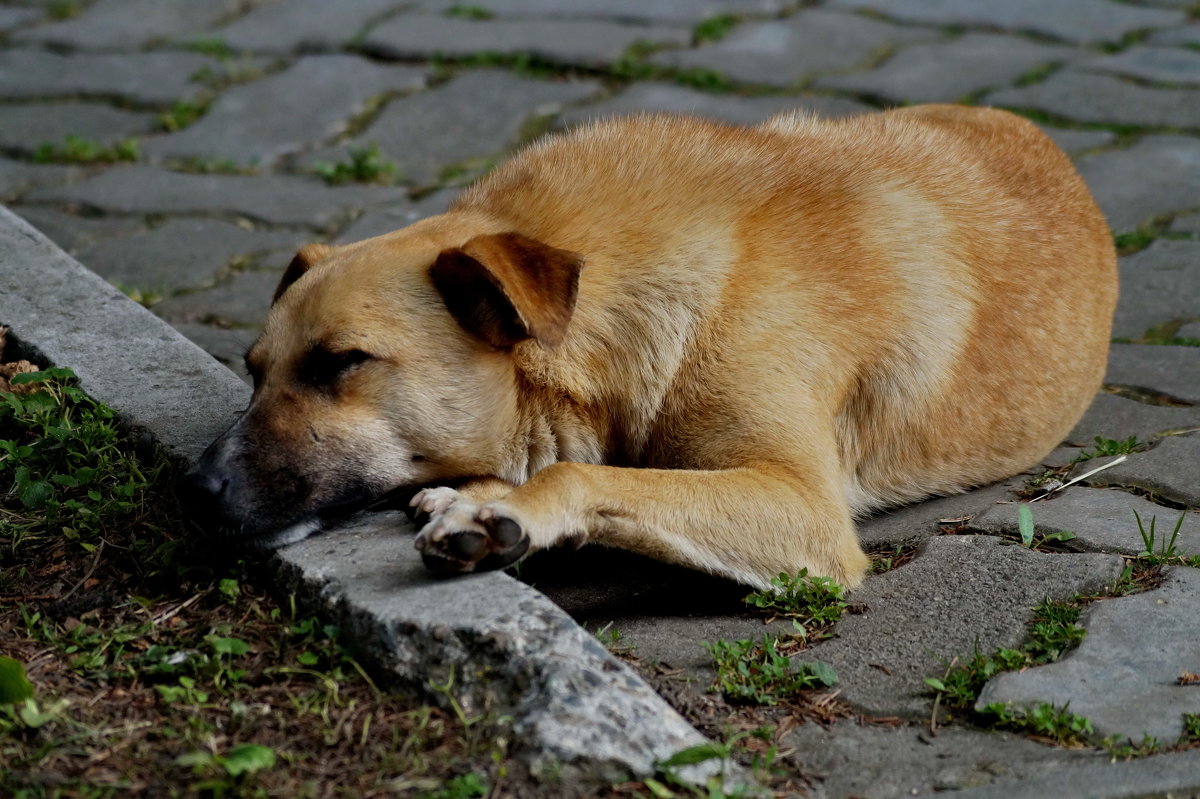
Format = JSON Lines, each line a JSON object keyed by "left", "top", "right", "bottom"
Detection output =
{"left": 414, "top": 499, "right": 530, "bottom": 575}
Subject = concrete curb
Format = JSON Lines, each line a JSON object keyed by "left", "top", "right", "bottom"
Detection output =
{"left": 0, "top": 205, "right": 714, "bottom": 782}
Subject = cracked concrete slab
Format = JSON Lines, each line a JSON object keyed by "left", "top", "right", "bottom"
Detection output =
{"left": 1069, "top": 393, "right": 1200, "bottom": 446}
{"left": 1083, "top": 434, "right": 1200, "bottom": 508}
{"left": 1106, "top": 343, "right": 1200, "bottom": 405}
{"left": 976, "top": 567, "right": 1200, "bottom": 743}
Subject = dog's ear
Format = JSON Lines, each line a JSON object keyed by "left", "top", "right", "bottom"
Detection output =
{"left": 273, "top": 243, "right": 333, "bottom": 304}
{"left": 429, "top": 232, "right": 582, "bottom": 349}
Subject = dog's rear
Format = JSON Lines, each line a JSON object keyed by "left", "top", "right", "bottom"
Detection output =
{"left": 185, "top": 106, "right": 1116, "bottom": 589}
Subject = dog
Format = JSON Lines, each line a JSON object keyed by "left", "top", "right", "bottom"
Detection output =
{"left": 184, "top": 105, "right": 1117, "bottom": 590}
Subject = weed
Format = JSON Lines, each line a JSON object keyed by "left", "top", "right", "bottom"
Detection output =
{"left": 743, "top": 569, "right": 847, "bottom": 639}
{"left": 1114, "top": 228, "right": 1159, "bottom": 254}
{"left": 176, "top": 742, "right": 277, "bottom": 795}
{"left": 1103, "top": 732, "right": 1164, "bottom": 759}
{"left": 1015, "top": 504, "right": 1077, "bottom": 550}
{"left": 694, "top": 14, "right": 739, "bottom": 43}
{"left": 1134, "top": 508, "right": 1190, "bottom": 565}
{"left": 979, "top": 701, "right": 1094, "bottom": 745}
{"left": 47, "top": 0, "right": 82, "bottom": 20}
{"left": 314, "top": 143, "right": 399, "bottom": 185}
{"left": 869, "top": 543, "right": 917, "bottom": 573}
{"left": 424, "top": 772, "right": 488, "bottom": 797}
{"left": 1072, "top": 435, "right": 1141, "bottom": 464}
{"left": 159, "top": 99, "right": 209, "bottom": 132}
{"left": 592, "top": 621, "right": 635, "bottom": 657}
{"left": 1184, "top": 713, "right": 1200, "bottom": 741}
{"left": 445, "top": 4, "right": 494, "bottom": 20}
{"left": 116, "top": 283, "right": 163, "bottom": 307}
{"left": 654, "top": 727, "right": 776, "bottom": 798}
{"left": 705, "top": 636, "right": 836, "bottom": 705}
{"left": 32, "top": 135, "right": 139, "bottom": 165}
{"left": 185, "top": 37, "right": 234, "bottom": 58}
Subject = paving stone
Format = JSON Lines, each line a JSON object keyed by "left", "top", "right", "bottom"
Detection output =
{"left": 333, "top": 187, "right": 458, "bottom": 244}
{"left": 414, "top": 0, "right": 789, "bottom": 24}
{"left": 1080, "top": 46, "right": 1200, "bottom": 88}
{"left": 1085, "top": 435, "right": 1200, "bottom": 508}
{"left": 1106, "top": 343, "right": 1200, "bottom": 405}
{"left": 785, "top": 720, "right": 1105, "bottom": 799}
{"left": 306, "top": 71, "right": 602, "bottom": 185}
{"left": 948, "top": 748, "right": 1200, "bottom": 799}
{"left": 799, "top": 536, "right": 1125, "bottom": 718}
{"left": 971, "top": 487, "right": 1200, "bottom": 556}
{"left": 826, "top": 0, "right": 1185, "bottom": 45}
{"left": 0, "top": 102, "right": 158, "bottom": 156}
{"left": 0, "top": 157, "right": 87, "bottom": 202}
{"left": 1178, "top": 322, "right": 1200, "bottom": 338}
{"left": 1038, "top": 126, "right": 1115, "bottom": 156}
{"left": 363, "top": 15, "right": 689, "bottom": 69}
{"left": 1112, "top": 240, "right": 1200, "bottom": 339}
{"left": 857, "top": 481, "right": 1016, "bottom": 549}
{"left": 171, "top": 321, "right": 257, "bottom": 384}
{"left": 1173, "top": 215, "right": 1200, "bottom": 235}
{"left": 815, "top": 34, "right": 1081, "bottom": 104}
{"left": 1069, "top": 393, "right": 1200, "bottom": 446}
{"left": 143, "top": 56, "right": 427, "bottom": 167}
{"left": 650, "top": 9, "right": 934, "bottom": 87}
{"left": 15, "top": 0, "right": 243, "bottom": 48}
{"left": 75, "top": 218, "right": 305, "bottom": 294}
{"left": 12, "top": 206, "right": 144, "bottom": 254}
{"left": 555, "top": 83, "right": 870, "bottom": 129}
{"left": 1078, "top": 137, "right": 1200, "bottom": 233}
{"left": 1149, "top": 23, "right": 1200, "bottom": 47}
{"left": 213, "top": 0, "right": 402, "bottom": 54}
{"left": 985, "top": 71, "right": 1200, "bottom": 130}
{"left": 977, "top": 567, "right": 1200, "bottom": 742}
{"left": 0, "top": 6, "right": 41, "bottom": 31}
{"left": 154, "top": 269, "right": 282, "bottom": 327}
{"left": 29, "top": 165, "right": 398, "bottom": 229}
{"left": 0, "top": 49, "right": 220, "bottom": 105}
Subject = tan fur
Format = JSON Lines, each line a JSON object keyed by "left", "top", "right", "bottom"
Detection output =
{"left": 220, "top": 105, "right": 1116, "bottom": 589}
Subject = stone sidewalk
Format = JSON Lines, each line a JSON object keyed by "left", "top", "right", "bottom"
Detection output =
{"left": 1, "top": 0, "right": 1199, "bottom": 796}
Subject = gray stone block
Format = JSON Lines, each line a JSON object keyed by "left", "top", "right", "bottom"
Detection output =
{"left": 971, "top": 487, "right": 1200, "bottom": 556}
{"left": 29, "top": 165, "right": 398, "bottom": 229}
{"left": 1069, "top": 393, "right": 1200, "bottom": 447}
{"left": 213, "top": 0, "right": 402, "bottom": 54}
{"left": 650, "top": 9, "right": 934, "bottom": 87}
{"left": 1086, "top": 435, "right": 1200, "bottom": 508}
{"left": 556, "top": 82, "right": 869, "bottom": 129}
{"left": 307, "top": 71, "right": 602, "bottom": 184}
{"left": 1038, "top": 126, "right": 1116, "bottom": 157}
{"left": 12, "top": 206, "right": 144, "bottom": 255}
{"left": 75, "top": 218, "right": 305, "bottom": 295}
{"left": 0, "top": 49, "right": 220, "bottom": 104}
{"left": 0, "top": 158, "right": 86, "bottom": 203}
{"left": 363, "top": 15, "right": 689, "bottom": 68}
{"left": 171, "top": 322, "right": 258, "bottom": 384}
{"left": 1078, "top": 136, "right": 1200, "bottom": 233}
{"left": 815, "top": 34, "right": 1081, "bottom": 104}
{"left": 0, "top": 102, "right": 158, "bottom": 156}
{"left": 1080, "top": 46, "right": 1200, "bottom": 88}
{"left": 785, "top": 720, "right": 1105, "bottom": 799}
{"left": 801, "top": 535, "right": 1125, "bottom": 717}
{"left": 0, "top": 205, "right": 716, "bottom": 781}
{"left": 1178, "top": 322, "right": 1200, "bottom": 339}
{"left": 947, "top": 747, "right": 1200, "bottom": 799}
{"left": 1107, "top": 343, "right": 1200, "bottom": 405}
{"left": 826, "top": 0, "right": 1185, "bottom": 45}
{"left": 144, "top": 56, "right": 427, "bottom": 167}
{"left": 154, "top": 269, "right": 282, "bottom": 327}
{"left": 334, "top": 188, "right": 459, "bottom": 244}
{"left": 985, "top": 71, "right": 1200, "bottom": 130}
{"left": 1113, "top": 240, "right": 1200, "bottom": 339}
{"left": 0, "top": 7, "right": 41, "bottom": 31}
{"left": 857, "top": 481, "right": 1017, "bottom": 549}
{"left": 15, "top": 0, "right": 244, "bottom": 49}
{"left": 976, "top": 567, "right": 1200, "bottom": 742}
{"left": 1148, "top": 23, "right": 1200, "bottom": 47}
{"left": 1173, "top": 215, "right": 1200, "bottom": 235}
{"left": 413, "top": 0, "right": 788, "bottom": 24}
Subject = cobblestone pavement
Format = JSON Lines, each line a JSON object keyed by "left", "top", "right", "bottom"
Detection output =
{"left": 2, "top": 0, "right": 1199, "bottom": 796}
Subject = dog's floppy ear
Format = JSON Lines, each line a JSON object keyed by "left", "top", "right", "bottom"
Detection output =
{"left": 429, "top": 232, "right": 582, "bottom": 349}
{"left": 273, "top": 243, "right": 333, "bottom": 304}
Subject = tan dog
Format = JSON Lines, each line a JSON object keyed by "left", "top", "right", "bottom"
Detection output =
{"left": 184, "top": 105, "right": 1117, "bottom": 589}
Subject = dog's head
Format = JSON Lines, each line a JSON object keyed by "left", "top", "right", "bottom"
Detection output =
{"left": 182, "top": 218, "right": 582, "bottom": 548}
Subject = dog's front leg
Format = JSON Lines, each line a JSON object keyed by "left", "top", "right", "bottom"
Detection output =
{"left": 412, "top": 463, "right": 869, "bottom": 589}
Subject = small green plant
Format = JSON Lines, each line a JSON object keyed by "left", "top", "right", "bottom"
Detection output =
{"left": 444, "top": 4, "right": 494, "bottom": 20}
{"left": 1072, "top": 435, "right": 1141, "bottom": 464}
{"left": 1183, "top": 713, "right": 1200, "bottom": 741}
{"left": 743, "top": 569, "right": 847, "bottom": 638}
{"left": 705, "top": 636, "right": 836, "bottom": 705}
{"left": 694, "top": 14, "right": 739, "bottom": 43}
{"left": 160, "top": 99, "right": 209, "bottom": 132}
{"left": 314, "top": 143, "right": 399, "bottom": 185}
{"left": 185, "top": 37, "right": 234, "bottom": 58}
{"left": 423, "top": 772, "right": 488, "bottom": 798}
{"left": 47, "top": 0, "right": 82, "bottom": 20}
{"left": 1016, "top": 504, "right": 1077, "bottom": 550}
{"left": 32, "top": 135, "right": 139, "bottom": 164}
{"left": 1134, "top": 508, "right": 1189, "bottom": 564}
{"left": 979, "top": 701, "right": 1094, "bottom": 745}
{"left": 176, "top": 742, "right": 277, "bottom": 795}
{"left": 0, "top": 656, "right": 35, "bottom": 703}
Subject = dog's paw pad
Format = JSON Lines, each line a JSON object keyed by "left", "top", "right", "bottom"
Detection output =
{"left": 415, "top": 504, "right": 529, "bottom": 575}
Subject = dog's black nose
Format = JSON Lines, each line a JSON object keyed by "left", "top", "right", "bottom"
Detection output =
{"left": 179, "top": 467, "right": 232, "bottom": 533}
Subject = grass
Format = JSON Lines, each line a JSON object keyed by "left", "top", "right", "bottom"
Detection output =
{"left": 704, "top": 637, "right": 837, "bottom": 706}
{"left": 742, "top": 569, "right": 847, "bottom": 640}
{"left": 1134, "top": 508, "right": 1195, "bottom": 566}
{"left": 693, "top": 15, "right": 739, "bottom": 44}
{"left": 1072, "top": 435, "right": 1142, "bottom": 464}
{"left": 32, "top": 135, "right": 139, "bottom": 165}
{"left": 445, "top": 4, "right": 494, "bottom": 20}
{"left": 159, "top": 99, "right": 209, "bottom": 133}
{"left": 650, "top": 729, "right": 778, "bottom": 798}
{"left": 313, "top": 143, "right": 399, "bottom": 185}
{"left": 0, "top": 357, "right": 522, "bottom": 796}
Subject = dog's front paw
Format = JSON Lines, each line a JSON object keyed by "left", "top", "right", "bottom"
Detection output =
{"left": 413, "top": 499, "right": 529, "bottom": 575}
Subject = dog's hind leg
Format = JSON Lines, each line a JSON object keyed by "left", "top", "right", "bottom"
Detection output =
{"left": 413, "top": 459, "right": 870, "bottom": 590}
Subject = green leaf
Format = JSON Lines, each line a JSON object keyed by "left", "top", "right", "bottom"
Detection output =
{"left": 297, "top": 651, "right": 319, "bottom": 666}
{"left": 209, "top": 636, "right": 249, "bottom": 656}
{"left": 19, "top": 479, "right": 53, "bottom": 509}
{"left": 658, "top": 741, "right": 727, "bottom": 768}
{"left": 644, "top": 777, "right": 676, "bottom": 798}
{"left": 924, "top": 677, "right": 946, "bottom": 692}
{"left": 218, "top": 578, "right": 240, "bottom": 603}
{"left": 1017, "top": 504, "right": 1034, "bottom": 547}
{"left": 805, "top": 660, "right": 838, "bottom": 687}
{"left": 0, "top": 657, "right": 35, "bottom": 703}
{"left": 221, "top": 743, "right": 276, "bottom": 777}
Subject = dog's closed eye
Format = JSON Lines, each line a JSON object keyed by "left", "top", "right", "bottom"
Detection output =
{"left": 297, "top": 347, "right": 372, "bottom": 389}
